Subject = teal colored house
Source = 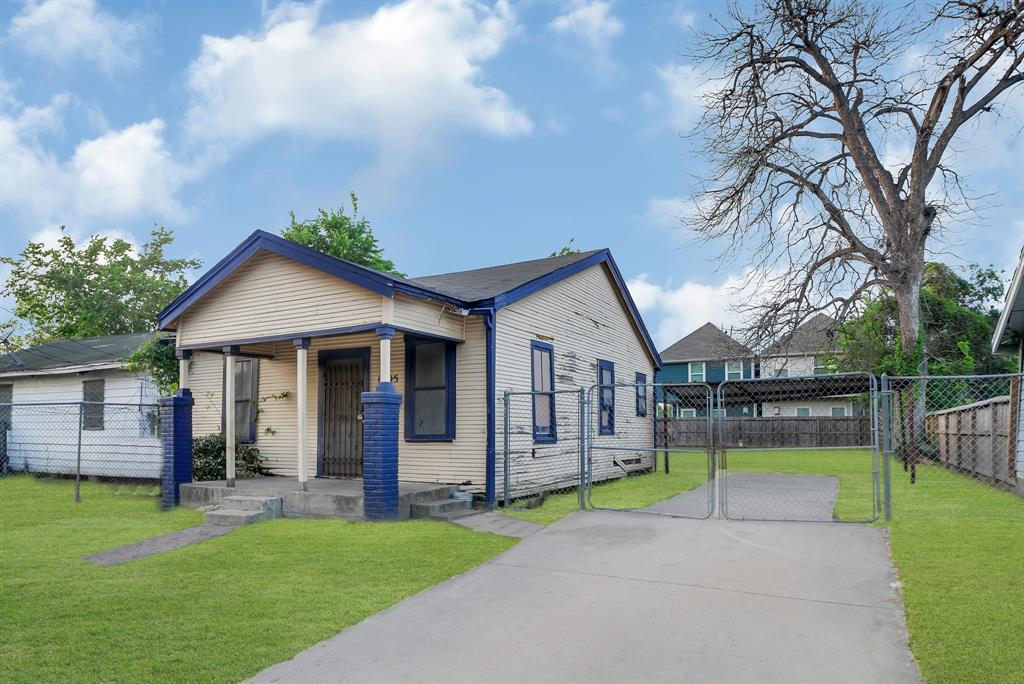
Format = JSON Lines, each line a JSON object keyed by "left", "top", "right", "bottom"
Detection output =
{"left": 655, "top": 322, "right": 755, "bottom": 417}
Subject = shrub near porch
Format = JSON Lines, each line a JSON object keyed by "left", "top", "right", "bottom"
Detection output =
{"left": 0, "top": 476, "right": 515, "bottom": 684}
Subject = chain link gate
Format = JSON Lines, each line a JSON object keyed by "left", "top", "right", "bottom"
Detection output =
{"left": 586, "top": 382, "right": 715, "bottom": 518}
{"left": 501, "top": 389, "right": 586, "bottom": 508}
{"left": 716, "top": 373, "right": 880, "bottom": 522}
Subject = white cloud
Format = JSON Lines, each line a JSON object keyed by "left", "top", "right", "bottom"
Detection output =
{"left": 627, "top": 271, "right": 760, "bottom": 348}
{"left": 656, "top": 63, "right": 712, "bottom": 130}
{"left": 7, "top": 0, "right": 145, "bottom": 73}
{"left": 0, "top": 89, "right": 191, "bottom": 233}
{"left": 185, "top": 0, "right": 531, "bottom": 183}
{"left": 643, "top": 196, "right": 694, "bottom": 230}
{"left": 548, "top": 1, "right": 624, "bottom": 78}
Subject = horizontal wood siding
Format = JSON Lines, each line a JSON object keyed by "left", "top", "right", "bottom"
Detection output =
{"left": 392, "top": 294, "right": 465, "bottom": 341}
{"left": 496, "top": 264, "right": 657, "bottom": 497}
{"left": 2, "top": 370, "right": 162, "bottom": 478}
{"left": 177, "top": 250, "right": 381, "bottom": 347}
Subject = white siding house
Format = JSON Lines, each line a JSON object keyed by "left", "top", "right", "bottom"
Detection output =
{"left": 0, "top": 333, "right": 164, "bottom": 478}
{"left": 160, "top": 231, "right": 661, "bottom": 504}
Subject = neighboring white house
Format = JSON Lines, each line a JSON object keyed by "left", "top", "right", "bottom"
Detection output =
{"left": 0, "top": 333, "right": 165, "bottom": 478}
{"left": 160, "top": 231, "right": 661, "bottom": 502}
{"left": 758, "top": 314, "right": 860, "bottom": 417}
{"left": 991, "top": 244, "right": 1024, "bottom": 483}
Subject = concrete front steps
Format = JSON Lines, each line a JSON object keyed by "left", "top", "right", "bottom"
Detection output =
{"left": 410, "top": 497, "right": 476, "bottom": 521}
{"left": 205, "top": 495, "right": 283, "bottom": 526}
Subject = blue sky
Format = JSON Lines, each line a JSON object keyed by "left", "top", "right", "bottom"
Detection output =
{"left": 1, "top": 0, "right": 1022, "bottom": 348}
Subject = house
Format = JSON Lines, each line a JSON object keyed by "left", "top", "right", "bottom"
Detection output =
{"left": 758, "top": 314, "right": 860, "bottom": 417}
{"left": 158, "top": 231, "right": 661, "bottom": 508}
{"left": 991, "top": 245, "right": 1024, "bottom": 483}
{"left": 0, "top": 332, "right": 164, "bottom": 477}
{"left": 655, "top": 322, "right": 755, "bottom": 417}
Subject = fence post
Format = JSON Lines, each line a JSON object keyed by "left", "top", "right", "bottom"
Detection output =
{"left": 160, "top": 390, "right": 194, "bottom": 510}
{"left": 503, "top": 390, "right": 511, "bottom": 509}
{"left": 880, "top": 374, "right": 892, "bottom": 522}
{"left": 75, "top": 402, "right": 83, "bottom": 504}
{"left": 578, "top": 387, "right": 586, "bottom": 510}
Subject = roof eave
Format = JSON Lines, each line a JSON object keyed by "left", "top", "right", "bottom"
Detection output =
{"left": 992, "top": 253, "right": 1024, "bottom": 353}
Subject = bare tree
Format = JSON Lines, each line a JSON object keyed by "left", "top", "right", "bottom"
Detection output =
{"left": 690, "top": 0, "right": 1023, "bottom": 360}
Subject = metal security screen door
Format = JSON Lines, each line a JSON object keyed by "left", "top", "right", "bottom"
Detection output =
{"left": 321, "top": 353, "right": 367, "bottom": 477}
{"left": 716, "top": 373, "right": 880, "bottom": 522}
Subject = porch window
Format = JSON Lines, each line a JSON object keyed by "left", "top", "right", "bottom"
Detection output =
{"left": 531, "top": 341, "right": 556, "bottom": 443}
{"left": 796, "top": 407, "right": 811, "bottom": 417}
{"left": 222, "top": 358, "right": 259, "bottom": 443}
{"left": 635, "top": 372, "right": 647, "bottom": 417}
{"left": 598, "top": 359, "right": 615, "bottom": 435}
{"left": 831, "top": 406, "right": 846, "bottom": 417}
{"left": 406, "top": 339, "right": 456, "bottom": 441}
{"left": 680, "top": 408, "right": 697, "bottom": 418}
{"left": 689, "top": 362, "right": 705, "bottom": 383}
{"left": 726, "top": 361, "right": 742, "bottom": 381}
{"left": 82, "top": 379, "right": 105, "bottom": 430}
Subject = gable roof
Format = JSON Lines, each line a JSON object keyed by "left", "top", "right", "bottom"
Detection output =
{"left": 660, "top": 322, "right": 751, "bottom": 363}
{"left": 156, "top": 231, "right": 661, "bottom": 367}
{"left": 409, "top": 250, "right": 604, "bottom": 302}
{"left": 762, "top": 313, "right": 838, "bottom": 357}
{"left": 0, "top": 332, "right": 163, "bottom": 376}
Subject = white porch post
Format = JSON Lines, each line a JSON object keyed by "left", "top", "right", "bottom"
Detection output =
{"left": 224, "top": 346, "right": 237, "bottom": 487}
{"left": 176, "top": 349, "right": 191, "bottom": 391}
{"left": 294, "top": 338, "right": 310, "bottom": 491}
{"left": 380, "top": 296, "right": 394, "bottom": 386}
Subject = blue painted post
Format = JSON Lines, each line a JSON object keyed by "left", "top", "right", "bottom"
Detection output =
{"left": 160, "top": 389, "right": 194, "bottom": 510}
{"left": 361, "top": 383, "right": 401, "bottom": 520}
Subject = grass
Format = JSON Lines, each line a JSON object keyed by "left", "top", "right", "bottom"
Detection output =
{"left": 0, "top": 476, "right": 516, "bottom": 684}
{"left": 887, "top": 464, "right": 1024, "bottom": 684}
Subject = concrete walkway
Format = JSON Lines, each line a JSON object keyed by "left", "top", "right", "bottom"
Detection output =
{"left": 84, "top": 524, "right": 234, "bottom": 566}
{"left": 450, "top": 511, "right": 545, "bottom": 538}
{"left": 251, "top": 511, "right": 919, "bottom": 683}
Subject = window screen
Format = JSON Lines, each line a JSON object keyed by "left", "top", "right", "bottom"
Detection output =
{"left": 83, "top": 379, "right": 105, "bottom": 430}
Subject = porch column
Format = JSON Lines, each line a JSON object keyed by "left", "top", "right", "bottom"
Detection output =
{"left": 176, "top": 349, "right": 191, "bottom": 391}
{"left": 224, "top": 346, "right": 237, "bottom": 487}
{"left": 295, "top": 338, "right": 310, "bottom": 491}
{"left": 363, "top": 325, "right": 400, "bottom": 520}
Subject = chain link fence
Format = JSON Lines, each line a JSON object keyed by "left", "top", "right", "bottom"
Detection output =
{"left": 717, "top": 373, "right": 880, "bottom": 522}
{"left": 0, "top": 401, "right": 163, "bottom": 501}
{"left": 883, "top": 373, "right": 1023, "bottom": 495}
{"left": 500, "top": 389, "right": 586, "bottom": 508}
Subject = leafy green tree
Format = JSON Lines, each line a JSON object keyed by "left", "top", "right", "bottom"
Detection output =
{"left": 1, "top": 227, "right": 201, "bottom": 347}
{"left": 549, "top": 239, "right": 581, "bottom": 257}
{"left": 281, "top": 192, "right": 403, "bottom": 276}
{"left": 125, "top": 336, "right": 179, "bottom": 394}
{"left": 834, "top": 263, "right": 1016, "bottom": 376}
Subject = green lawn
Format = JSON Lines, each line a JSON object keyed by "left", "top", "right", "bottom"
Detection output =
{"left": 0, "top": 476, "right": 516, "bottom": 684}
{"left": 887, "top": 463, "right": 1024, "bottom": 684}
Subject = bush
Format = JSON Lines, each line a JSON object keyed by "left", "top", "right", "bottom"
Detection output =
{"left": 192, "top": 433, "right": 264, "bottom": 481}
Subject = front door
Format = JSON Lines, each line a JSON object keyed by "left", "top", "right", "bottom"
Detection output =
{"left": 320, "top": 352, "right": 367, "bottom": 477}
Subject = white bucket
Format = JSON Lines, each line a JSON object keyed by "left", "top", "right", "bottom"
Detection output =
{"left": 451, "top": 490, "right": 473, "bottom": 509}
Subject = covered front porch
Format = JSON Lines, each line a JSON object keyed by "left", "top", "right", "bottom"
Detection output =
{"left": 179, "top": 476, "right": 457, "bottom": 520}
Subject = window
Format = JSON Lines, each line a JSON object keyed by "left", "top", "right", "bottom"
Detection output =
{"left": 0, "top": 383, "right": 11, "bottom": 432}
{"left": 796, "top": 407, "right": 811, "bottom": 417}
{"left": 531, "top": 341, "right": 556, "bottom": 443}
{"left": 689, "top": 361, "right": 705, "bottom": 383}
{"left": 406, "top": 339, "right": 456, "bottom": 441}
{"left": 726, "top": 361, "right": 743, "bottom": 381}
{"left": 635, "top": 372, "right": 648, "bottom": 417}
{"left": 598, "top": 359, "right": 615, "bottom": 435}
{"left": 680, "top": 408, "right": 697, "bottom": 418}
{"left": 713, "top": 408, "right": 726, "bottom": 418}
{"left": 831, "top": 406, "right": 846, "bottom": 417}
{"left": 82, "top": 379, "right": 105, "bottom": 430}
{"left": 222, "top": 358, "right": 259, "bottom": 443}
{"left": 774, "top": 367, "right": 789, "bottom": 378}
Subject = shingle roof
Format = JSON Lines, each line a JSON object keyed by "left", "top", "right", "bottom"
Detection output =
{"left": 762, "top": 314, "right": 838, "bottom": 356}
{"left": 660, "top": 322, "right": 751, "bottom": 362}
{"left": 0, "top": 332, "right": 164, "bottom": 374}
{"left": 410, "top": 250, "right": 605, "bottom": 302}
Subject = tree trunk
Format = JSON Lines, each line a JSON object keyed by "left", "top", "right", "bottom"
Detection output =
{"left": 895, "top": 278, "right": 923, "bottom": 360}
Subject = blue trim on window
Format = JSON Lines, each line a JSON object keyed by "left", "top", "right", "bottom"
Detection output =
{"left": 404, "top": 336, "right": 457, "bottom": 442}
{"left": 598, "top": 359, "right": 615, "bottom": 435}
{"left": 635, "top": 372, "right": 647, "bottom": 417}
{"left": 316, "top": 347, "right": 371, "bottom": 478}
{"left": 530, "top": 340, "right": 557, "bottom": 444}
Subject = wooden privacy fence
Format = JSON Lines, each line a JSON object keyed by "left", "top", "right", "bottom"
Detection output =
{"left": 925, "top": 395, "right": 1017, "bottom": 486}
{"left": 661, "top": 416, "right": 873, "bottom": 449}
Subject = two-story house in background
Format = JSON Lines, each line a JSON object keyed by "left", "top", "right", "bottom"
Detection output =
{"left": 655, "top": 322, "right": 755, "bottom": 417}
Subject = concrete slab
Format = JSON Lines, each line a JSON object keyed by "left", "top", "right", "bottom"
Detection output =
{"left": 722, "top": 473, "right": 839, "bottom": 521}
{"left": 451, "top": 512, "right": 545, "bottom": 538}
{"left": 84, "top": 525, "right": 234, "bottom": 566}
{"left": 251, "top": 511, "right": 919, "bottom": 684}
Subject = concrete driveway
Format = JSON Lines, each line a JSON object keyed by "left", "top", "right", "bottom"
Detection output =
{"left": 252, "top": 512, "right": 920, "bottom": 684}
